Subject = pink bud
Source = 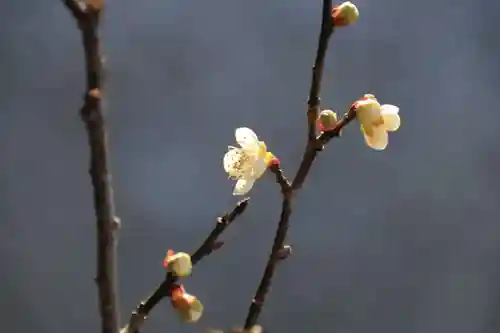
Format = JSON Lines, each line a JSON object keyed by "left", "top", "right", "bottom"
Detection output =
{"left": 268, "top": 157, "right": 280, "bottom": 168}
{"left": 163, "top": 249, "right": 175, "bottom": 268}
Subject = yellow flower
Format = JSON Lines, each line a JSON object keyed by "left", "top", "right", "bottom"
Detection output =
{"left": 170, "top": 284, "right": 204, "bottom": 323}
{"left": 223, "top": 127, "right": 275, "bottom": 195}
{"left": 353, "top": 94, "right": 400, "bottom": 150}
{"left": 163, "top": 250, "right": 192, "bottom": 277}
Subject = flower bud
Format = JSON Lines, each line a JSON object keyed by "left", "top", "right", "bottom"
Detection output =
{"left": 332, "top": 2, "right": 359, "bottom": 27}
{"left": 171, "top": 284, "right": 204, "bottom": 323}
{"left": 264, "top": 152, "right": 280, "bottom": 168}
{"left": 317, "top": 109, "right": 338, "bottom": 132}
{"left": 163, "top": 250, "right": 192, "bottom": 277}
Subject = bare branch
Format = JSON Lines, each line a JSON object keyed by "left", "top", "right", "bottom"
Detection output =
{"left": 63, "top": 1, "right": 120, "bottom": 333}
{"left": 243, "top": 166, "right": 292, "bottom": 329}
{"left": 306, "top": 0, "right": 335, "bottom": 143}
{"left": 294, "top": 0, "right": 334, "bottom": 190}
{"left": 121, "top": 198, "right": 251, "bottom": 333}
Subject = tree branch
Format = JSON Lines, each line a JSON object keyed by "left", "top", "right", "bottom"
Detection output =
{"left": 306, "top": 0, "right": 335, "bottom": 144}
{"left": 294, "top": 0, "right": 334, "bottom": 190}
{"left": 63, "top": 2, "right": 119, "bottom": 333}
{"left": 120, "top": 198, "right": 251, "bottom": 333}
{"left": 243, "top": 166, "right": 292, "bottom": 329}
{"left": 242, "top": 0, "right": 357, "bottom": 329}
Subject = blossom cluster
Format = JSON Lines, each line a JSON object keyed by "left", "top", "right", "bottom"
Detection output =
{"left": 224, "top": 94, "right": 400, "bottom": 195}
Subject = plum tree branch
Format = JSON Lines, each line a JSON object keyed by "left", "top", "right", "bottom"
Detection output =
{"left": 120, "top": 198, "right": 251, "bottom": 333}
{"left": 306, "top": 0, "right": 335, "bottom": 144}
{"left": 242, "top": 0, "right": 357, "bottom": 329}
{"left": 62, "top": 2, "right": 120, "bottom": 333}
{"left": 243, "top": 165, "right": 292, "bottom": 329}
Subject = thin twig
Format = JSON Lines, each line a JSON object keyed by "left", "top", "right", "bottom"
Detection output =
{"left": 62, "top": 2, "right": 120, "bottom": 333}
{"left": 306, "top": 0, "right": 335, "bottom": 144}
{"left": 243, "top": 166, "right": 292, "bottom": 329}
{"left": 294, "top": 0, "right": 334, "bottom": 190}
{"left": 120, "top": 198, "right": 251, "bottom": 333}
{"left": 242, "top": 0, "right": 358, "bottom": 329}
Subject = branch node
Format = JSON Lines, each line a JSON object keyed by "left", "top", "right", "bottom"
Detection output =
{"left": 276, "top": 245, "right": 292, "bottom": 260}
{"left": 212, "top": 240, "right": 225, "bottom": 251}
{"left": 112, "top": 216, "right": 121, "bottom": 231}
{"left": 217, "top": 216, "right": 229, "bottom": 225}
{"left": 88, "top": 88, "right": 102, "bottom": 100}
{"left": 252, "top": 298, "right": 263, "bottom": 306}
{"left": 86, "top": 0, "right": 104, "bottom": 12}
{"left": 312, "top": 139, "right": 324, "bottom": 152}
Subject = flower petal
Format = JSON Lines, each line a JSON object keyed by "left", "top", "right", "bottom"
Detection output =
{"left": 181, "top": 297, "right": 204, "bottom": 323}
{"left": 167, "top": 252, "right": 192, "bottom": 277}
{"left": 233, "top": 178, "right": 255, "bottom": 196}
{"left": 251, "top": 157, "right": 267, "bottom": 179}
{"left": 380, "top": 104, "right": 399, "bottom": 115}
{"left": 356, "top": 103, "right": 381, "bottom": 128}
{"left": 381, "top": 104, "right": 400, "bottom": 132}
{"left": 235, "top": 127, "right": 259, "bottom": 151}
{"left": 364, "top": 128, "right": 388, "bottom": 151}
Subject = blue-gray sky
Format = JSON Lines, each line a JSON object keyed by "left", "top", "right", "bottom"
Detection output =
{"left": 3, "top": 0, "right": 500, "bottom": 332}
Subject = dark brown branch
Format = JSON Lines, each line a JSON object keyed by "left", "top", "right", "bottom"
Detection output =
{"left": 242, "top": 106, "right": 356, "bottom": 333}
{"left": 243, "top": 0, "right": 359, "bottom": 329}
{"left": 306, "top": 0, "right": 335, "bottom": 143}
{"left": 120, "top": 198, "right": 251, "bottom": 333}
{"left": 243, "top": 166, "right": 292, "bottom": 329}
{"left": 295, "top": 0, "right": 334, "bottom": 190}
{"left": 63, "top": 2, "right": 119, "bottom": 333}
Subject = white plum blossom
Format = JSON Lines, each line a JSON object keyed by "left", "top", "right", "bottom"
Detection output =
{"left": 223, "top": 127, "right": 275, "bottom": 195}
{"left": 353, "top": 94, "right": 401, "bottom": 150}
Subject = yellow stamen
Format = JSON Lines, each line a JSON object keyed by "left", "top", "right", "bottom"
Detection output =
{"left": 258, "top": 141, "right": 268, "bottom": 159}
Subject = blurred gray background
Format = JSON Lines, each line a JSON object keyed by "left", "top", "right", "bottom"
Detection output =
{"left": 2, "top": 0, "right": 500, "bottom": 332}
